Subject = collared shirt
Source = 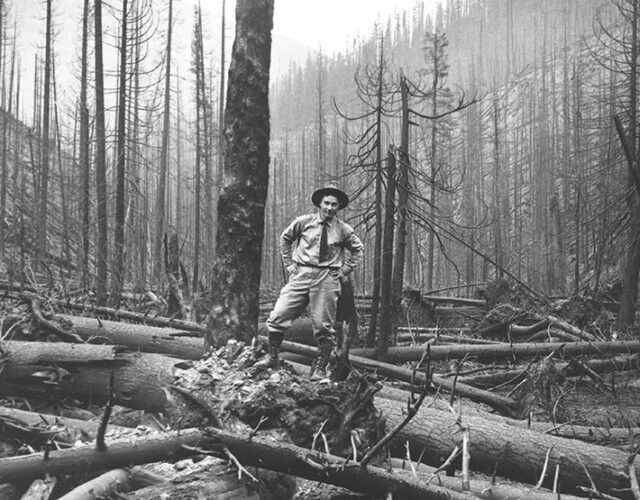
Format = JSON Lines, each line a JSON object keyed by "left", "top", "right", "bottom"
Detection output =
{"left": 280, "top": 213, "right": 363, "bottom": 270}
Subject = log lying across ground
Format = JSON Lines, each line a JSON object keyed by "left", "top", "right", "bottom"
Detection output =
{"left": 122, "top": 464, "right": 262, "bottom": 499}
{"left": 273, "top": 337, "right": 520, "bottom": 415}
{"left": 0, "top": 341, "right": 180, "bottom": 413}
{"left": 459, "top": 353, "right": 640, "bottom": 389}
{"left": 388, "top": 459, "right": 585, "bottom": 500}
{"left": 0, "top": 427, "right": 476, "bottom": 500}
{"left": 52, "top": 301, "right": 206, "bottom": 334}
{"left": 378, "top": 396, "right": 637, "bottom": 498}
{"left": 380, "top": 383, "right": 640, "bottom": 448}
{"left": 54, "top": 314, "right": 205, "bottom": 360}
{"left": 351, "top": 340, "right": 640, "bottom": 363}
{"left": 0, "top": 406, "right": 133, "bottom": 443}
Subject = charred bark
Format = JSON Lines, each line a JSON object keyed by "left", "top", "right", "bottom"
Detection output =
{"left": 205, "top": 0, "right": 273, "bottom": 347}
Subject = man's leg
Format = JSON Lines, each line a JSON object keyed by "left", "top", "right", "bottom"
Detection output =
{"left": 308, "top": 270, "right": 341, "bottom": 379}
{"left": 256, "top": 272, "right": 310, "bottom": 370}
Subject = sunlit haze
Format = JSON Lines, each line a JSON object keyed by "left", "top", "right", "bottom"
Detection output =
{"left": 11, "top": 0, "right": 439, "bottom": 120}
{"left": 273, "top": 0, "right": 438, "bottom": 53}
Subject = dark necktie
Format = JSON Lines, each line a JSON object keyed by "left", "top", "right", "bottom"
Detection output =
{"left": 319, "top": 221, "right": 329, "bottom": 263}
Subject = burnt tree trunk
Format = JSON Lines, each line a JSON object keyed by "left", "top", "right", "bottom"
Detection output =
{"left": 206, "top": 0, "right": 273, "bottom": 348}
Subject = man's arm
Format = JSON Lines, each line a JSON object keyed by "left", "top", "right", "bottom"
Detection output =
{"left": 280, "top": 217, "right": 302, "bottom": 269}
{"left": 340, "top": 228, "right": 364, "bottom": 277}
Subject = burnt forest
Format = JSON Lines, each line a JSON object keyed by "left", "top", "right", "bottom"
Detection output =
{"left": 2, "top": 0, "right": 640, "bottom": 498}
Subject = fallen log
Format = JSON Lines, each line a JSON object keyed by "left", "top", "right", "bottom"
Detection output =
{"left": 0, "top": 427, "right": 476, "bottom": 500}
{"left": 57, "top": 467, "right": 165, "bottom": 500}
{"left": 379, "top": 383, "right": 640, "bottom": 449}
{"left": 350, "top": 340, "right": 640, "bottom": 363}
{"left": 459, "top": 353, "right": 640, "bottom": 389}
{"left": 0, "top": 341, "right": 180, "bottom": 414}
{"left": 377, "top": 396, "right": 638, "bottom": 498}
{"left": 50, "top": 315, "right": 205, "bottom": 360}
{"left": 259, "top": 320, "right": 497, "bottom": 348}
{"left": 0, "top": 429, "right": 205, "bottom": 483}
{"left": 347, "top": 352, "right": 519, "bottom": 416}
{"left": 507, "top": 319, "right": 550, "bottom": 337}
{"left": 397, "top": 333, "right": 501, "bottom": 345}
{"left": 122, "top": 467, "right": 259, "bottom": 499}
{"left": 546, "top": 314, "right": 598, "bottom": 342}
{"left": 0, "top": 406, "right": 136, "bottom": 447}
{"left": 257, "top": 318, "right": 315, "bottom": 346}
{"left": 271, "top": 337, "right": 520, "bottom": 415}
{"left": 18, "top": 476, "right": 56, "bottom": 500}
{"left": 423, "top": 295, "right": 487, "bottom": 308}
{"left": 524, "top": 420, "right": 640, "bottom": 448}
{"left": 51, "top": 301, "right": 205, "bottom": 334}
{"left": 522, "top": 328, "right": 583, "bottom": 343}
{"left": 389, "top": 458, "right": 585, "bottom": 500}
{"left": 0, "top": 341, "right": 125, "bottom": 365}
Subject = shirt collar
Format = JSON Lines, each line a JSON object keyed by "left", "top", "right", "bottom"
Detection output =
{"left": 316, "top": 213, "right": 336, "bottom": 226}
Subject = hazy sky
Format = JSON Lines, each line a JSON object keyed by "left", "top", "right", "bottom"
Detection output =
{"left": 273, "top": 0, "right": 435, "bottom": 53}
{"left": 10, "top": 0, "right": 438, "bottom": 120}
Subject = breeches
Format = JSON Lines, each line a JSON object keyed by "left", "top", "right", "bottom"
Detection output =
{"left": 266, "top": 266, "right": 342, "bottom": 347}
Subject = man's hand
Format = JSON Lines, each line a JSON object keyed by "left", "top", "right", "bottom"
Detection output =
{"left": 337, "top": 265, "right": 352, "bottom": 283}
{"left": 286, "top": 263, "right": 299, "bottom": 277}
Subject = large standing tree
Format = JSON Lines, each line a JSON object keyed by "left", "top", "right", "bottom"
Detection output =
{"left": 153, "top": 0, "right": 174, "bottom": 284}
{"left": 79, "top": 0, "right": 91, "bottom": 289}
{"left": 111, "top": 0, "right": 129, "bottom": 306}
{"left": 37, "top": 0, "right": 53, "bottom": 267}
{"left": 94, "top": 0, "right": 108, "bottom": 306}
{"left": 205, "top": 0, "right": 274, "bottom": 347}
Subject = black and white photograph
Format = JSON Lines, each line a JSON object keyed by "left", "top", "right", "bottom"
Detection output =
{"left": 0, "top": 0, "right": 639, "bottom": 498}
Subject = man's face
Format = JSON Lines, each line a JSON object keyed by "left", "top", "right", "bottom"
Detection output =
{"left": 320, "top": 195, "right": 339, "bottom": 220}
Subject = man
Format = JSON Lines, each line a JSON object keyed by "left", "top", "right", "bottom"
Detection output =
{"left": 256, "top": 185, "right": 364, "bottom": 380}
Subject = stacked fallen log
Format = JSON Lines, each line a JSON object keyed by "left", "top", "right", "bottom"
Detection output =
{"left": 458, "top": 353, "right": 640, "bottom": 390}
{"left": 0, "top": 341, "right": 181, "bottom": 415}
{"left": 53, "top": 314, "right": 204, "bottom": 360}
{"left": 377, "top": 397, "right": 638, "bottom": 497}
{"left": 259, "top": 336, "right": 520, "bottom": 415}
{"left": 349, "top": 340, "right": 640, "bottom": 363}
{"left": 51, "top": 300, "right": 206, "bottom": 334}
{"left": 0, "top": 332, "right": 638, "bottom": 498}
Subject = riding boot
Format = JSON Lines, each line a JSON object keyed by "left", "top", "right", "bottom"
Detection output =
{"left": 310, "top": 346, "right": 332, "bottom": 381}
{"left": 255, "top": 332, "right": 283, "bottom": 370}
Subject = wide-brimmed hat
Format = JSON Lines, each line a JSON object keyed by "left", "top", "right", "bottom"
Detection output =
{"left": 312, "top": 185, "right": 349, "bottom": 209}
